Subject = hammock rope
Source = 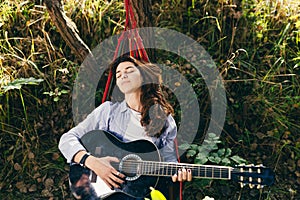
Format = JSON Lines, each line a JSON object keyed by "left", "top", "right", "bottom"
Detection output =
{"left": 102, "top": 0, "right": 149, "bottom": 103}
{"left": 101, "top": 1, "right": 183, "bottom": 200}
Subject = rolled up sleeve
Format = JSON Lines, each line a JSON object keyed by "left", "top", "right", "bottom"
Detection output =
{"left": 58, "top": 101, "right": 111, "bottom": 163}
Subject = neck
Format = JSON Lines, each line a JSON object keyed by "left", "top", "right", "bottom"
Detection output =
{"left": 125, "top": 92, "right": 142, "bottom": 112}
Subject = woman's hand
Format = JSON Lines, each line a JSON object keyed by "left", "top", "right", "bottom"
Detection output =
{"left": 171, "top": 168, "right": 192, "bottom": 182}
{"left": 85, "top": 156, "right": 125, "bottom": 189}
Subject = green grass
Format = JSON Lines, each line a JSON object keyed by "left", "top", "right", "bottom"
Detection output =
{"left": 0, "top": 0, "right": 299, "bottom": 199}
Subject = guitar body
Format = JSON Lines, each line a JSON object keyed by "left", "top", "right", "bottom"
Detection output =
{"left": 80, "top": 130, "right": 161, "bottom": 199}
{"left": 69, "top": 130, "right": 275, "bottom": 199}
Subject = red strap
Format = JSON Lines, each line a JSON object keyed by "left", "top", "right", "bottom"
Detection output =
{"left": 124, "top": 0, "right": 137, "bottom": 30}
{"left": 174, "top": 138, "right": 183, "bottom": 200}
{"left": 102, "top": 2, "right": 182, "bottom": 200}
{"left": 102, "top": 0, "right": 150, "bottom": 103}
{"left": 101, "top": 31, "right": 126, "bottom": 103}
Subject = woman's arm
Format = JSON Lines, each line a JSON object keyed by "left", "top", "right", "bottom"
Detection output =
{"left": 59, "top": 101, "right": 125, "bottom": 188}
{"left": 58, "top": 101, "right": 111, "bottom": 163}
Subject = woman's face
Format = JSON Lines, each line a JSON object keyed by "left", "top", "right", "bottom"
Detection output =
{"left": 116, "top": 61, "right": 143, "bottom": 95}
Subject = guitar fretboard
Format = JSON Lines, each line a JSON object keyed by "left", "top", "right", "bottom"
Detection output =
{"left": 122, "top": 161, "right": 232, "bottom": 180}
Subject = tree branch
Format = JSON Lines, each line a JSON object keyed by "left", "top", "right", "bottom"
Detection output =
{"left": 44, "top": 0, "right": 92, "bottom": 62}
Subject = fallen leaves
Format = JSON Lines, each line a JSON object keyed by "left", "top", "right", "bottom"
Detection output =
{"left": 16, "top": 181, "right": 27, "bottom": 193}
{"left": 14, "top": 163, "right": 22, "bottom": 171}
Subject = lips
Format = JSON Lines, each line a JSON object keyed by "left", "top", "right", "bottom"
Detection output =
{"left": 121, "top": 80, "right": 130, "bottom": 85}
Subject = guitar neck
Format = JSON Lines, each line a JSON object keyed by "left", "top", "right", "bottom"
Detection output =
{"left": 137, "top": 161, "right": 232, "bottom": 180}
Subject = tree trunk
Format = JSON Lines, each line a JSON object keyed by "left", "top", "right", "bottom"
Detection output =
{"left": 131, "top": 0, "right": 153, "bottom": 28}
{"left": 130, "top": 0, "right": 156, "bottom": 60}
{"left": 44, "top": 0, "right": 153, "bottom": 62}
{"left": 44, "top": 0, "right": 91, "bottom": 62}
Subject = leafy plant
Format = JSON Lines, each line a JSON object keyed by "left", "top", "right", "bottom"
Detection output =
{"left": 180, "top": 133, "right": 247, "bottom": 166}
{"left": 1, "top": 0, "right": 299, "bottom": 199}
{"left": 43, "top": 87, "right": 69, "bottom": 102}
{"left": 179, "top": 133, "right": 247, "bottom": 199}
{"left": 1, "top": 77, "right": 43, "bottom": 94}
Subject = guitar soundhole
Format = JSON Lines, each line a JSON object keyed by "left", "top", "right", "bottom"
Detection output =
{"left": 119, "top": 154, "right": 142, "bottom": 181}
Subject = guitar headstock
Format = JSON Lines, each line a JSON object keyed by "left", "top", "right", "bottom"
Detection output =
{"left": 232, "top": 164, "right": 275, "bottom": 189}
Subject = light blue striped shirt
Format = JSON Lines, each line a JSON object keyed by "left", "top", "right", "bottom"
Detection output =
{"left": 58, "top": 100, "right": 178, "bottom": 163}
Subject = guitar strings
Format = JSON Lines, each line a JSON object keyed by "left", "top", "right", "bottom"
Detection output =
{"left": 117, "top": 162, "right": 265, "bottom": 184}
{"left": 118, "top": 160, "right": 231, "bottom": 178}
{"left": 119, "top": 160, "right": 232, "bottom": 170}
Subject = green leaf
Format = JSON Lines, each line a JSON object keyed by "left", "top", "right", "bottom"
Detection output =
{"left": 217, "top": 148, "right": 226, "bottom": 157}
{"left": 178, "top": 143, "right": 190, "bottom": 150}
{"left": 186, "top": 149, "right": 197, "bottom": 157}
{"left": 2, "top": 84, "right": 22, "bottom": 91}
{"left": 2, "top": 77, "right": 43, "bottom": 92}
{"left": 207, "top": 132, "right": 217, "bottom": 138}
{"left": 204, "top": 139, "right": 221, "bottom": 145}
{"left": 190, "top": 144, "right": 198, "bottom": 150}
{"left": 257, "top": 32, "right": 263, "bottom": 39}
{"left": 221, "top": 158, "right": 231, "bottom": 165}
{"left": 224, "top": 148, "right": 232, "bottom": 157}
{"left": 217, "top": 148, "right": 232, "bottom": 157}
{"left": 60, "top": 89, "right": 69, "bottom": 94}
{"left": 206, "top": 143, "right": 218, "bottom": 151}
{"left": 210, "top": 152, "right": 218, "bottom": 157}
{"left": 195, "top": 154, "right": 208, "bottom": 164}
{"left": 43, "top": 91, "right": 55, "bottom": 96}
{"left": 208, "top": 156, "right": 221, "bottom": 164}
{"left": 230, "top": 155, "right": 247, "bottom": 164}
{"left": 197, "top": 147, "right": 210, "bottom": 157}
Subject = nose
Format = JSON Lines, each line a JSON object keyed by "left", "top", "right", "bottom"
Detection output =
{"left": 121, "top": 73, "right": 128, "bottom": 79}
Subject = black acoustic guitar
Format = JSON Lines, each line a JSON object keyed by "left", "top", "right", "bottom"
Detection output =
{"left": 69, "top": 130, "right": 275, "bottom": 200}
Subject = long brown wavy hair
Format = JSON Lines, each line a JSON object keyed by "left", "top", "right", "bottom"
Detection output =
{"left": 109, "top": 55, "right": 174, "bottom": 137}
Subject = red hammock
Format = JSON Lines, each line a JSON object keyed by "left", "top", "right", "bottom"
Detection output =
{"left": 101, "top": 1, "right": 183, "bottom": 199}
{"left": 101, "top": 0, "right": 149, "bottom": 103}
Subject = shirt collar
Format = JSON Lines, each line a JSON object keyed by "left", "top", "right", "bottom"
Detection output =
{"left": 120, "top": 100, "right": 129, "bottom": 113}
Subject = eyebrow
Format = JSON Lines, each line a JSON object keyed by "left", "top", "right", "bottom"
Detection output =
{"left": 116, "top": 66, "right": 135, "bottom": 73}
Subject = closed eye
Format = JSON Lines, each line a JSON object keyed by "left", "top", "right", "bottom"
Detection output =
{"left": 116, "top": 72, "right": 121, "bottom": 79}
{"left": 125, "top": 66, "right": 135, "bottom": 73}
{"left": 116, "top": 65, "right": 136, "bottom": 79}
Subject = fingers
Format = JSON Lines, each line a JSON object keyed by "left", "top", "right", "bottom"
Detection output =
{"left": 97, "top": 157, "right": 125, "bottom": 189}
{"left": 103, "top": 171, "right": 125, "bottom": 189}
{"left": 172, "top": 168, "right": 192, "bottom": 182}
{"left": 110, "top": 169, "right": 126, "bottom": 186}
{"left": 113, "top": 170, "right": 125, "bottom": 179}
{"left": 182, "top": 168, "right": 187, "bottom": 181}
{"left": 107, "top": 156, "right": 119, "bottom": 163}
{"left": 171, "top": 173, "right": 177, "bottom": 182}
{"left": 177, "top": 169, "right": 183, "bottom": 181}
{"left": 187, "top": 169, "right": 192, "bottom": 181}
{"left": 104, "top": 177, "right": 121, "bottom": 189}
{"left": 110, "top": 173, "right": 124, "bottom": 184}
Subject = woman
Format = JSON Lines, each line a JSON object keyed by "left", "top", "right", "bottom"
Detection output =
{"left": 59, "top": 56, "right": 192, "bottom": 199}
